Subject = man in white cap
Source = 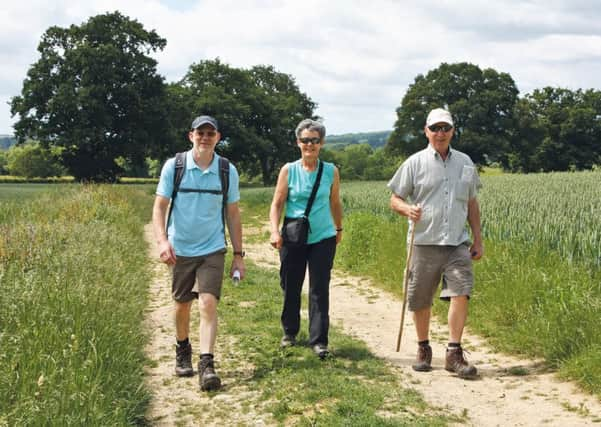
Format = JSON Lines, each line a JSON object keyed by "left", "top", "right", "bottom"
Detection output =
{"left": 387, "top": 107, "right": 483, "bottom": 379}
{"left": 152, "top": 114, "right": 246, "bottom": 391}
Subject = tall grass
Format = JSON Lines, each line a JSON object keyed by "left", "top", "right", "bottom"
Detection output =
{"left": 0, "top": 184, "right": 153, "bottom": 425}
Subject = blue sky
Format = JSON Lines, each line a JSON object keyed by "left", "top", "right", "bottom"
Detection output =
{"left": 2, "top": 0, "right": 601, "bottom": 136}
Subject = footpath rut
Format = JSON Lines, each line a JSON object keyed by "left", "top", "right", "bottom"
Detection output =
{"left": 143, "top": 223, "right": 601, "bottom": 426}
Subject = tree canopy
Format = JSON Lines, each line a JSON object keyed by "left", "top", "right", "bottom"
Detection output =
{"left": 501, "top": 87, "right": 601, "bottom": 172}
{"left": 173, "top": 59, "right": 316, "bottom": 185}
{"left": 8, "top": 11, "right": 601, "bottom": 181}
{"left": 10, "top": 11, "right": 169, "bottom": 181}
{"left": 387, "top": 62, "right": 519, "bottom": 165}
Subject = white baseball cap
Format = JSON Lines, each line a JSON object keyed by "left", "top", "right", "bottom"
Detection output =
{"left": 426, "top": 108, "right": 454, "bottom": 127}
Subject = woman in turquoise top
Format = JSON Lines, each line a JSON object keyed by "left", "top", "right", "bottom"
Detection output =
{"left": 269, "top": 119, "right": 343, "bottom": 359}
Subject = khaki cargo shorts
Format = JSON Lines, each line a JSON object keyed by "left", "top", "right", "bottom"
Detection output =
{"left": 171, "top": 250, "right": 225, "bottom": 302}
{"left": 407, "top": 243, "right": 474, "bottom": 311}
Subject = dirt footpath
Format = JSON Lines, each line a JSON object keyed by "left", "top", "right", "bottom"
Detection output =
{"left": 243, "top": 225, "right": 601, "bottom": 427}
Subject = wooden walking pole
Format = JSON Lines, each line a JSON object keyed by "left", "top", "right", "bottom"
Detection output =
{"left": 396, "top": 221, "right": 416, "bottom": 352}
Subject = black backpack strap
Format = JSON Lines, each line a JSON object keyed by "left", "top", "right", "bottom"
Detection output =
{"left": 166, "top": 152, "right": 186, "bottom": 232}
{"left": 219, "top": 156, "right": 230, "bottom": 245}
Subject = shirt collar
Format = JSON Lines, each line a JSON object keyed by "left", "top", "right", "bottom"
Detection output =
{"left": 427, "top": 143, "right": 453, "bottom": 160}
{"left": 185, "top": 150, "right": 220, "bottom": 174}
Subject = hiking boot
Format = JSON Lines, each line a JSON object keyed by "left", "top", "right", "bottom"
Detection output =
{"left": 445, "top": 346, "right": 478, "bottom": 379}
{"left": 198, "top": 355, "right": 221, "bottom": 391}
{"left": 412, "top": 344, "right": 432, "bottom": 372}
{"left": 175, "top": 342, "right": 193, "bottom": 377}
{"left": 312, "top": 344, "right": 329, "bottom": 360}
{"left": 280, "top": 334, "right": 296, "bottom": 348}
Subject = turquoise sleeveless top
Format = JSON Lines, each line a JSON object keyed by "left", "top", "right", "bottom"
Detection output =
{"left": 285, "top": 159, "right": 336, "bottom": 244}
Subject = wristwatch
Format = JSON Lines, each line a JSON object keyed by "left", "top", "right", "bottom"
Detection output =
{"left": 233, "top": 251, "right": 245, "bottom": 258}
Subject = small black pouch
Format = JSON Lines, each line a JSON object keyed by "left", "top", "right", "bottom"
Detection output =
{"left": 281, "top": 216, "right": 310, "bottom": 247}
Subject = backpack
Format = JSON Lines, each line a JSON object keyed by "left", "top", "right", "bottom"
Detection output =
{"left": 165, "top": 152, "right": 230, "bottom": 243}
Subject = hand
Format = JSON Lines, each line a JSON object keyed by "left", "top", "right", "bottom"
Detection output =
{"left": 270, "top": 231, "right": 283, "bottom": 249}
{"left": 335, "top": 229, "right": 343, "bottom": 244}
{"left": 158, "top": 241, "right": 176, "bottom": 265}
{"left": 408, "top": 204, "right": 422, "bottom": 222}
{"left": 230, "top": 257, "right": 246, "bottom": 280}
{"left": 470, "top": 240, "right": 484, "bottom": 261}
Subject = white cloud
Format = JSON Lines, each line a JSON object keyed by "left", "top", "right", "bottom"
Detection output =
{"left": 2, "top": 0, "right": 601, "bottom": 135}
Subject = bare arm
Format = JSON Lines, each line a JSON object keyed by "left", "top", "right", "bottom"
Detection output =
{"left": 269, "top": 165, "right": 289, "bottom": 249}
{"left": 226, "top": 202, "right": 246, "bottom": 279}
{"left": 467, "top": 197, "right": 483, "bottom": 260}
{"left": 390, "top": 193, "right": 422, "bottom": 222}
{"left": 152, "top": 195, "right": 176, "bottom": 265}
{"left": 329, "top": 166, "right": 343, "bottom": 244}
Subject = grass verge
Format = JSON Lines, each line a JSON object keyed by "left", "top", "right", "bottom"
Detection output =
{"left": 0, "top": 185, "right": 153, "bottom": 425}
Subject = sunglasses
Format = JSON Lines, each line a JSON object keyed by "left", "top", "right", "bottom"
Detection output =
{"left": 299, "top": 137, "right": 321, "bottom": 145}
{"left": 194, "top": 130, "right": 217, "bottom": 137}
{"left": 428, "top": 124, "right": 453, "bottom": 133}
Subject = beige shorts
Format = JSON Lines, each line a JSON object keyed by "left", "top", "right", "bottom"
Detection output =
{"left": 407, "top": 243, "right": 474, "bottom": 311}
{"left": 171, "top": 250, "right": 225, "bottom": 302}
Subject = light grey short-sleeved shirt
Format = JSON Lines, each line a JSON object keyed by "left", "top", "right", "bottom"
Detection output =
{"left": 387, "top": 144, "right": 481, "bottom": 246}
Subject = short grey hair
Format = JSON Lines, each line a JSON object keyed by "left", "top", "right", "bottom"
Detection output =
{"left": 295, "top": 119, "right": 326, "bottom": 139}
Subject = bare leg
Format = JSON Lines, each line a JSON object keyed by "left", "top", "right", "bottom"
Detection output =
{"left": 198, "top": 293, "right": 218, "bottom": 354}
{"left": 413, "top": 307, "right": 431, "bottom": 341}
{"left": 448, "top": 295, "right": 468, "bottom": 343}
{"left": 175, "top": 300, "right": 193, "bottom": 340}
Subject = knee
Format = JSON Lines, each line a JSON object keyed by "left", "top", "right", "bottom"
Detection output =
{"left": 198, "top": 294, "right": 218, "bottom": 316}
{"left": 175, "top": 300, "right": 193, "bottom": 315}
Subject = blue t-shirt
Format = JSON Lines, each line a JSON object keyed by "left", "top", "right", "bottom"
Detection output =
{"left": 156, "top": 151, "right": 240, "bottom": 256}
{"left": 285, "top": 159, "right": 336, "bottom": 244}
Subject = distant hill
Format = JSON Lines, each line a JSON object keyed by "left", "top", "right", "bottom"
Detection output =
{"left": 325, "top": 130, "right": 391, "bottom": 150}
{"left": 0, "top": 135, "right": 16, "bottom": 150}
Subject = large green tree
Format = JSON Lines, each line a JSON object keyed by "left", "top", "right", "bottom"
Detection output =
{"left": 504, "top": 87, "right": 601, "bottom": 172}
{"left": 387, "top": 62, "right": 519, "bottom": 165}
{"left": 10, "top": 12, "right": 169, "bottom": 181}
{"left": 174, "top": 59, "right": 316, "bottom": 184}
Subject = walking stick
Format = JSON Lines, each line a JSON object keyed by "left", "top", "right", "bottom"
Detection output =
{"left": 396, "top": 220, "right": 416, "bottom": 352}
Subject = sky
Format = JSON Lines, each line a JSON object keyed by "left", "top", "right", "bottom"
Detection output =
{"left": 2, "top": 0, "right": 601, "bottom": 136}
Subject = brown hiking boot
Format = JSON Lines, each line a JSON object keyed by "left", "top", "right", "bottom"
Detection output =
{"left": 412, "top": 344, "right": 432, "bottom": 372}
{"left": 445, "top": 346, "right": 477, "bottom": 379}
{"left": 175, "top": 342, "right": 193, "bottom": 377}
{"left": 198, "top": 355, "right": 221, "bottom": 391}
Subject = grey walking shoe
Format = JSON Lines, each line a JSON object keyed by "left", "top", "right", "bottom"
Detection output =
{"left": 175, "top": 342, "right": 194, "bottom": 377}
{"left": 412, "top": 344, "right": 432, "bottom": 372}
{"left": 445, "top": 346, "right": 478, "bottom": 379}
{"left": 280, "top": 334, "right": 296, "bottom": 348}
{"left": 198, "top": 355, "right": 221, "bottom": 391}
{"left": 312, "top": 344, "right": 329, "bottom": 360}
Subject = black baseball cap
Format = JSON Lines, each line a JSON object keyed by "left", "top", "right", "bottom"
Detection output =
{"left": 191, "top": 115, "right": 219, "bottom": 130}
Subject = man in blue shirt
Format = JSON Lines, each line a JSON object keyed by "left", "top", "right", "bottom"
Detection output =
{"left": 152, "top": 115, "right": 245, "bottom": 391}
